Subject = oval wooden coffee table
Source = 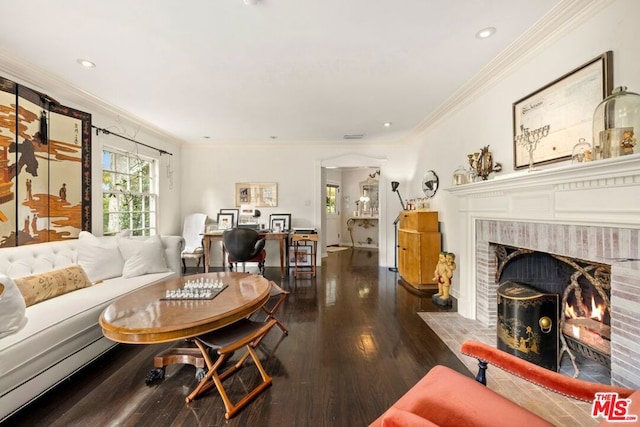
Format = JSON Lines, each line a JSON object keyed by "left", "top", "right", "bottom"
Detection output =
{"left": 99, "top": 271, "right": 271, "bottom": 382}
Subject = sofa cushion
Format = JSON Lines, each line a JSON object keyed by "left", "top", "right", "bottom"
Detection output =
{"left": 0, "top": 274, "right": 27, "bottom": 338}
{"left": 14, "top": 265, "right": 92, "bottom": 307}
{"left": 117, "top": 235, "right": 169, "bottom": 278}
{"left": 77, "top": 231, "right": 126, "bottom": 282}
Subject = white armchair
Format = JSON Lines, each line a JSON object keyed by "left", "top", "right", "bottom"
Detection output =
{"left": 181, "top": 213, "right": 208, "bottom": 273}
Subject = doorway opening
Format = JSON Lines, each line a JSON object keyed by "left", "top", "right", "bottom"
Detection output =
{"left": 317, "top": 155, "right": 387, "bottom": 267}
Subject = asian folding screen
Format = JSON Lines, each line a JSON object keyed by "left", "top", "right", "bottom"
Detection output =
{"left": 0, "top": 75, "right": 91, "bottom": 247}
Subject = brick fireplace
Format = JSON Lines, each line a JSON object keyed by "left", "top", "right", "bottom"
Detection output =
{"left": 447, "top": 155, "right": 640, "bottom": 388}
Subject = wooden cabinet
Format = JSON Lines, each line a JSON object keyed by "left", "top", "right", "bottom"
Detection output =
{"left": 397, "top": 211, "right": 441, "bottom": 290}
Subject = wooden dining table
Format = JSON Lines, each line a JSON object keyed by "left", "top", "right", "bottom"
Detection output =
{"left": 99, "top": 272, "right": 271, "bottom": 382}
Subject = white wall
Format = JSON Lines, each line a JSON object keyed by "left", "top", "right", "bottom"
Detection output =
{"left": 408, "top": 0, "right": 640, "bottom": 298}
{"left": 181, "top": 144, "right": 412, "bottom": 267}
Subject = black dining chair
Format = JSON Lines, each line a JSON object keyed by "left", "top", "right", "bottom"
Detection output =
{"left": 223, "top": 228, "right": 266, "bottom": 275}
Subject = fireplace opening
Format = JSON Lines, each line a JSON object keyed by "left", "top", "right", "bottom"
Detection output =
{"left": 494, "top": 244, "right": 611, "bottom": 380}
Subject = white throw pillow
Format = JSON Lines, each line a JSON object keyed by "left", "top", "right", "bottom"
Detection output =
{"left": 77, "top": 231, "right": 125, "bottom": 282}
{"left": 117, "top": 235, "right": 169, "bottom": 278}
{"left": 0, "top": 274, "right": 27, "bottom": 338}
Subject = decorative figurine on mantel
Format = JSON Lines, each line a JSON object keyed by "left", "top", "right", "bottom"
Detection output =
{"left": 432, "top": 252, "right": 457, "bottom": 306}
{"left": 621, "top": 130, "right": 637, "bottom": 155}
{"left": 571, "top": 138, "right": 592, "bottom": 163}
{"left": 468, "top": 145, "right": 502, "bottom": 181}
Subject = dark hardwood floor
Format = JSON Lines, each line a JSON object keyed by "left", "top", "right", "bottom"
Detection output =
{"left": 3, "top": 248, "right": 469, "bottom": 427}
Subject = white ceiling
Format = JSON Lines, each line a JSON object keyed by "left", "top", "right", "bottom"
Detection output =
{"left": 0, "top": 0, "right": 562, "bottom": 145}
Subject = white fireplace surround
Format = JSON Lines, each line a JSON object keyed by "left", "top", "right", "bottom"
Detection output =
{"left": 448, "top": 154, "right": 640, "bottom": 388}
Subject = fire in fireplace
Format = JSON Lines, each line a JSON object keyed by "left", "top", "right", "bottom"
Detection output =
{"left": 494, "top": 244, "right": 611, "bottom": 376}
{"left": 560, "top": 260, "right": 611, "bottom": 372}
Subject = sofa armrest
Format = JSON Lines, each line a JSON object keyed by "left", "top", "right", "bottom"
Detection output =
{"left": 160, "top": 235, "right": 185, "bottom": 275}
{"left": 461, "top": 340, "right": 634, "bottom": 402}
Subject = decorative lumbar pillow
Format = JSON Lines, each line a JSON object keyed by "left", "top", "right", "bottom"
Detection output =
{"left": 0, "top": 274, "right": 27, "bottom": 338}
{"left": 77, "top": 231, "right": 125, "bottom": 282}
{"left": 14, "top": 265, "right": 92, "bottom": 307}
{"left": 117, "top": 234, "right": 169, "bottom": 278}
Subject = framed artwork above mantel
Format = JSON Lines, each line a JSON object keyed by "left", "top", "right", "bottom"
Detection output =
{"left": 512, "top": 51, "right": 613, "bottom": 169}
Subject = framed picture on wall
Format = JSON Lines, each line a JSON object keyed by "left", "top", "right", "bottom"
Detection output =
{"left": 219, "top": 209, "right": 239, "bottom": 227}
{"left": 271, "top": 219, "right": 285, "bottom": 232}
{"left": 512, "top": 51, "right": 613, "bottom": 169}
{"left": 235, "top": 182, "right": 277, "bottom": 207}
{"left": 217, "top": 213, "right": 234, "bottom": 230}
{"left": 269, "top": 213, "right": 291, "bottom": 231}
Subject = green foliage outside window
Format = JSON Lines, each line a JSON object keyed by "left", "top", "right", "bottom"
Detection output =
{"left": 326, "top": 185, "right": 338, "bottom": 214}
{"left": 102, "top": 149, "right": 157, "bottom": 236}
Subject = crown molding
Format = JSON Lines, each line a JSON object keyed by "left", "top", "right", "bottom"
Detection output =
{"left": 402, "top": 0, "right": 616, "bottom": 144}
{"left": 0, "top": 48, "right": 185, "bottom": 146}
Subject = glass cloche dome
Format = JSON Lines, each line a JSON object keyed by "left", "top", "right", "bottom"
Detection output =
{"left": 592, "top": 86, "right": 640, "bottom": 159}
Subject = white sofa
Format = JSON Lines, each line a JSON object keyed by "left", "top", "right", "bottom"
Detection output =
{"left": 0, "top": 234, "right": 184, "bottom": 422}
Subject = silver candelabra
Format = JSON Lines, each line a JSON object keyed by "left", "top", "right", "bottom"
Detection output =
{"left": 515, "top": 124, "right": 550, "bottom": 171}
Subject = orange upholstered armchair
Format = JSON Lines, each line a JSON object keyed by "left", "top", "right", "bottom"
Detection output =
{"left": 370, "top": 340, "right": 639, "bottom": 427}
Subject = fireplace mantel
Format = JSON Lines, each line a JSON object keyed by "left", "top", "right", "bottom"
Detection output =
{"left": 448, "top": 154, "right": 640, "bottom": 195}
{"left": 446, "top": 154, "right": 640, "bottom": 320}
{"left": 446, "top": 155, "right": 640, "bottom": 387}
{"left": 447, "top": 154, "right": 640, "bottom": 229}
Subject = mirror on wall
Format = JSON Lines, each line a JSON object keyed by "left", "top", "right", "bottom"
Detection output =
{"left": 359, "top": 177, "right": 379, "bottom": 217}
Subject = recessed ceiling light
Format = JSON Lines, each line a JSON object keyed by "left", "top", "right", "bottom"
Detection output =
{"left": 476, "top": 27, "right": 496, "bottom": 39}
{"left": 76, "top": 59, "right": 96, "bottom": 68}
{"left": 203, "top": 136, "right": 210, "bottom": 139}
{"left": 270, "top": 136, "right": 278, "bottom": 140}
{"left": 383, "top": 122, "right": 392, "bottom": 128}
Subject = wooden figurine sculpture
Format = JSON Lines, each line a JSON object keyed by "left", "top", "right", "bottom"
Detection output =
{"left": 621, "top": 130, "right": 637, "bottom": 155}
{"left": 432, "top": 252, "right": 457, "bottom": 306}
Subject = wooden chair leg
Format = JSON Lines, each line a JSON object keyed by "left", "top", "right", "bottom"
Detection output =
{"left": 223, "top": 345, "right": 272, "bottom": 419}
{"left": 185, "top": 340, "right": 229, "bottom": 404}
{"left": 260, "top": 283, "right": 289, "bottom": 335}
{"left": 186, "top": 320, "right": 277, "bottom": 419}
